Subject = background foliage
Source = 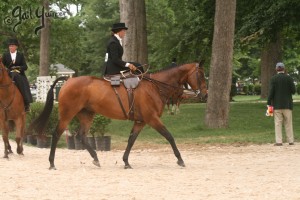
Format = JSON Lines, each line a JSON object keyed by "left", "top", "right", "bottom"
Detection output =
{"left": 1, "top": 0, "right": 299, "bottom": 83}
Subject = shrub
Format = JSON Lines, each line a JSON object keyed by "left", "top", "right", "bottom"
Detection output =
{"left": 26, "top": 102, "right": 59, "bottom": 136}
{"left": 68, "top": 117, "right": 80, "bottom": 135}
{"left": 230, "top": 84, "right": 237, "bottom": 98}
{"left": 254, "top": 84, "right": 261, "bottom": 95}
{"left": 248, "top": 84, "right": 254, "bottom": 95}
{"left": 90, "top": 114, "right": 111, "bottom": 137}
{"left": 243, "top": 85, "right": 248, "bottom": 95}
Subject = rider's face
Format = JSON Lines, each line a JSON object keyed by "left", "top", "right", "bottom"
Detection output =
{"left": 117, "top": 29, "right": 126, "bottom": 39}
{"left": 9, "top": 45, "right": 18, "bottom": 53}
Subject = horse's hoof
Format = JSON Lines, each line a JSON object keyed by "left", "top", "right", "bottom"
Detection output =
{"left": 8, "top": 151, "right": 13, "bottom": 154}
{"left": 177, "top": 160, "right": 186, "bottom": 167}
{"left": 93, "top": 160, "right": 101, "bottom": 167}
{"left": 3, "top": 155, "right": 9, "bottom": 159}
{"left": 124, "top": 164, "right": 133, "bottom": 169}
{"left": 49, "top": 166, "right": 57, "bottom": 170}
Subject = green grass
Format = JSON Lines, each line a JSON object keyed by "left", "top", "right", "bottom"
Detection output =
{"left": 106, "top": 95, "right": 300, "bottom": 146}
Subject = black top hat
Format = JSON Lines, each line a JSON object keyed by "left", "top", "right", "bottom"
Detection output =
{"left": 111, "top": 23, "right": 128, "bottom": 32}
{"left": 8, "top": 38, "right": 19, "bottom": 46}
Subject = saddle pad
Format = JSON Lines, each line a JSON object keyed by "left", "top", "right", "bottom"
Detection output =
{"left": 123, "top": 77, "right": 140, "bottom": 89}
{"left": 111, "top": 76, "right": 120, "bottom": 86}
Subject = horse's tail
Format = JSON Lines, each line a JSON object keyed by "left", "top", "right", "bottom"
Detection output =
{"left": 29, "top": 76, "right": 69, "bottom": 135}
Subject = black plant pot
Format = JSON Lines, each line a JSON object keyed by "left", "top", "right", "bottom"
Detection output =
{"left": 23, "top": 135, "right": 27, "bottom": 143}
{"left": 74, "top": 135, "right": 85, "bottom": 150}
{"left": 95, "top": 136, "right": 111, "bottom": 151}
{"left": 36, "top": 135, "right": 51, "bottom": 148}
{"left": 27, "top": 135, "right": 37, "bottom": 145}
{"left": 67, "top": 135, "right": 75, "bottom": 150}
{"left": 86, "top": 136, "right": 96, "bottom": 150}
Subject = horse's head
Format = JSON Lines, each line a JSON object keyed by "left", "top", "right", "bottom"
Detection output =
{"left": 184, "top": 62, "right": 208, "bottom": 101}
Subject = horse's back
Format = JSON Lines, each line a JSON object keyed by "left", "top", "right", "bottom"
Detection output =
{"left": 58, "top": 76, "right": 117, "bottom": 113}
{"left": 59, "top": 76, "right": 104, "bottom": 101}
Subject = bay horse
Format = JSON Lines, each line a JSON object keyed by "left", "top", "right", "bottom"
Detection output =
{"left": 166, "top": 83, "right": 190, "bottom": 115}
{"left": 0, "top": 57, "right": 26, "bottom": 158}
{"left": 30, "top": 62, "right": 207, "bottom": 170}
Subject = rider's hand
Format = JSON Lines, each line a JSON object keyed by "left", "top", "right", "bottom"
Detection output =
{"left": 128, "top": 64, "right": 137, "bottom": 71}
{"left": 11, "top": 66, "right": 20, "bottom": 70}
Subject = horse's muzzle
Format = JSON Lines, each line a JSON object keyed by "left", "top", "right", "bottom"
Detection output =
{"left": 195, "top": 90, "right": 208, "bottom": 102}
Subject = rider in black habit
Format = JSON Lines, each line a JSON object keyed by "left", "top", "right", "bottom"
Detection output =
{"left": 103, "top": 22, "right": 144, "bottom": 75}
{"left": 2, "top": 38, "right": 33, "bottom": 112}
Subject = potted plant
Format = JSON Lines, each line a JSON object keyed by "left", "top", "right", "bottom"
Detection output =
{"left": 27, "top": 102, "right": 59, "bottom": 148}
{"left": 26, "top": 102, "right": 43, "bottom": 146}
{"left": 68, "top": 117, "right": 84, "bottom": 150}
{"left": 90, "top": 114, "right": 111, "bottom": 151}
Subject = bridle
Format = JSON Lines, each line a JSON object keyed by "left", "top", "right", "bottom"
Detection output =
{"left": 186, "top": 63, "right": 204, "bottom": 97}
{"left": 144, "top": 63, "right": 205, "bottom": 99}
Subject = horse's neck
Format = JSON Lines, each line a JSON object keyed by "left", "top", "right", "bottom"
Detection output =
{"left": 0, "top": 68, "right": 13, "bottom": 85}
{"left": 151, "top": 69, "right": 181, "bottom": 86}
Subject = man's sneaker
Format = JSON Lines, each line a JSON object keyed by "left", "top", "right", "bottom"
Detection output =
{"left": 289, "top": 143, "right": 294, "bottom": 145}
{"left": 274, "top": 143, "right": 283, "bottom": 146}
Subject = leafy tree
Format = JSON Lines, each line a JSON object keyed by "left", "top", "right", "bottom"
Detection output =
{"left": 237, "top": 0, "right": 300, "bottom": 98}
{"left": 76, "top": 0, "right": 119, "bottom": 76}
{"left": 146, "top": 0, "right": 215, "bottom": 70}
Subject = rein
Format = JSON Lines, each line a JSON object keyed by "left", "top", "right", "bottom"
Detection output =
{"left": 144, "top": 64, "right": 202, "bottom": 98}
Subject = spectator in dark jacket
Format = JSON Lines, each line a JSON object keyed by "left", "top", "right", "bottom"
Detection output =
{"left": 267, "top": 62, "right": 296, "bottom": 146}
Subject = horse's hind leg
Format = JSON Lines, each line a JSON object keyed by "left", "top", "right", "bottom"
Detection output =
{"left": 77, "top": 110, "right": 100, "bottom": 167}
{"left": 49, "top": 122, "right": 67, "bottom": 170}
{"left": 123, "top": 121, "right": 146, "bottom": 169}
{"left": 149, "top": 118, "right": 185, "bottom": 167}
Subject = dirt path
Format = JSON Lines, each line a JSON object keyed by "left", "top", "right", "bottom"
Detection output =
{"left": 1, "top": 141, "right": 300, "bottom": 200}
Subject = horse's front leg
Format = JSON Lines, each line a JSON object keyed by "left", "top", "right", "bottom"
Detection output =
{"left": 15, "top": 137, "right": 23, "bottom": 155}
{"left": 2, "top": 127, "right": 10, "bottom": 158}
{"left": 123, "top": 121, "right": 145, "bottom": 169}
{"left": 150, "top": 118, "right": 185, "bottom": 167}
{"left": 7, "top": 140, "right": 13, "bottom": 154}
{"left": 15, "top": 120, "right": 25, "bottom": 155}
{"left": 79, "top": 133, "right": 100, "bottom": 167}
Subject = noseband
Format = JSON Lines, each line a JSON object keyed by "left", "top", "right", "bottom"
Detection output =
{"left": 187, "top": 63, "right": 203, "bottom": 97}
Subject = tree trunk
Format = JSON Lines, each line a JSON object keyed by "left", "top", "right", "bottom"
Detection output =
{"left": 205, "top": 0, "right": 236, "bottom": 128}
{"left": 119, "top": 0, "right": 148, "bottom": 65}
{"left": 39, "top": 0, "right": 50, "bottom": 76}
{"left": 260, "top": 34, "right": 282, "bottom": 98}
